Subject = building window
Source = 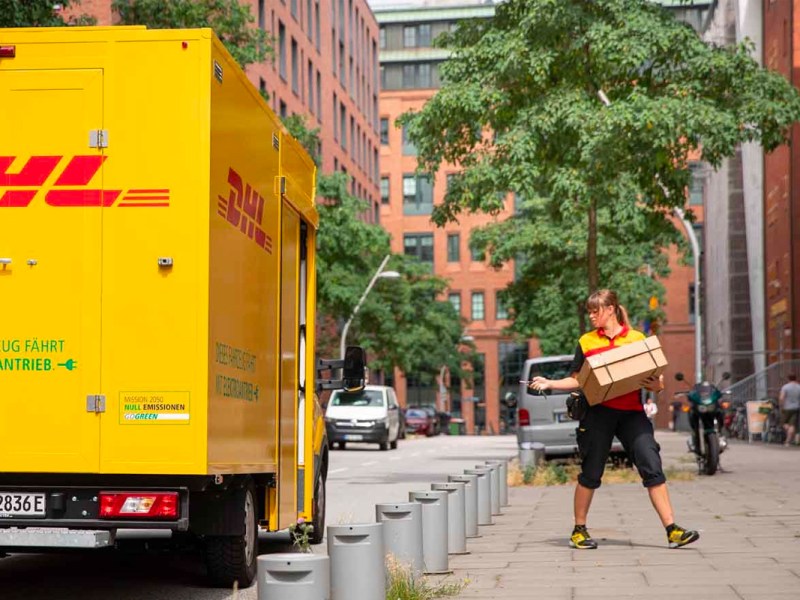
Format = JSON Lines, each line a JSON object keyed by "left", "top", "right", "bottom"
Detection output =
{"left": 291, "top": 38, "right": 299, "bottom": 95}
{"left": 340, "top": 103, "right": 347, "bottom": 149}
{"left": 404, "top": 233, "right": 434, "bottom": 264}
{"left": 689, "top": 283, "right": 696, "bottom": 324}
{"left": 418, "top": 23, "right": 432, "bottom": 47}
{"left": 402, "top": 126, "right": 416, "bottom": 155}
{"left": 403, "top": 174, "right": 433, "bottom": 215}
{"left": 402, "top": 63, "right": 431, "bottom": 89}
{"left": 403, "top": 26, "right": 416, "bottom": 48}
{"left": 278, "top": 22, "right": 287, "bottom": 81}
{"left": 380, "top": 65, "right": 386, "bottom": 89}
{"left": 307, "top": 60, "right": 314, "bottom": 112}
{"left": 291, "top": 0, "right": 298, "bottom": 20}
{"left": 470, "top": 239, "right": 483, "bottom": 262}
{"left": 331, "top": 29, "right": 337, "bottom": 76}
{"left": 689, "top": 163, "right": 704, "bottom": 205}
{"left": 315, "top": 1, "right": 321, "bottom": 50}
{"left": 471, "top": 292, "right": 485, "bottom": 321}
{"left": 339, "top": 42, "right": 345, "bottom": 83}
{"left": 259, "top": 77, "right": 266, "bottom": 95}
{"left": 447, "top": 233, "right": 460, "bottom": 262}
{"left": 307, "top": 0, "right": 312, "bottom": 37}
{"left": 379, "top": 26, "right": 386, "bottom": 49}
{"left": 380, "top": 176, "right": 390, "bottom": 204}
{"left": 316, "top": 70, "right": 322, "bottom": 121}
{"left": 449, "top": 292, "right": 461, "bottom": 315}
{"left": 279, "top": 100, "right": 287, "bottom": 118}
{"left": 496, "top": 292, "right": 508, "bottom": 320}
{"left": 380, "top": 117, "right": 389, "bottom": 144}
{"left": 333, "top": 93, "right": 338, "bottom": 140}
{"left": 258, "top": 0, "right": 265, "bottom": 30}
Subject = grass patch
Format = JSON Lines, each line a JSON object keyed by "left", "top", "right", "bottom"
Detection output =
{"left": 507, "top": 459, "right": 696, "bottom": 487}
{"left": 386, "top": 557, "right": 467, "bottom": 600}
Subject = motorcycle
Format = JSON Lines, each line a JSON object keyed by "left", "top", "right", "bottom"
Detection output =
{"left": 674, "top": 371, "right": 731, "bottom": 476}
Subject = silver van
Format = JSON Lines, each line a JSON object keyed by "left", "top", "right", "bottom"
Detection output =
{"left": 517, "top": 356, "right": 623, "bottom": 457}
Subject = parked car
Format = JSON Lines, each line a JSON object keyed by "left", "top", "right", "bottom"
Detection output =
{"left": 403, "top": 407, "right": 436, "bottom": 436}
{"left": 325, "top": 385, "right": 401, "bottom": 450}
{"left": 419, "top": 405, "right": 442, "bottom": 435}
{"left": 517, "top": 356, "right": 625, "bottom": 458}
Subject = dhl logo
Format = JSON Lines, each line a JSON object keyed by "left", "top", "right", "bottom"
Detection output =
{"left": 217, "top": 168, "right": 273, "bottom": 254}
{"left": 0, "top": 155, "right": 170, "bottom": 208}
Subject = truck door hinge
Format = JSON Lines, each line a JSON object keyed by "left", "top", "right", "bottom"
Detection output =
{"left": 89, "top": 130, "right": 109, "bottom": 149}
{"left": 86, "top": 395, "right": 106, "bottom": 413}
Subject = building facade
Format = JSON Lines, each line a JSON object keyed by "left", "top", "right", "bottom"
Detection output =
{"left": 67, "top": 0, "right": 381, "bottom": 219}
{"left": 373, "top": 0, "right": 525, "bottom": 434}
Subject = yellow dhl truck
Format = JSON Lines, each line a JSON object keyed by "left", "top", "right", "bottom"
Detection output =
{"left": 0, "top": 26, "right": 364, "bottom": 587}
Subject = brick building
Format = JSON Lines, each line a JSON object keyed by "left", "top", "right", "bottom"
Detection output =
{"left": 66, "top": 0, "right": 381, "bottom": 217}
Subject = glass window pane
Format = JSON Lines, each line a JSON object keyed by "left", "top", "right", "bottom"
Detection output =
{"left": 496, "top": 292, "right": 508, "bottom": 320}
{"left": 380, "top": 176, "right": 390, "bottom": 204}
{"left": 418, "top": 24, "right": 431, "bottom": 47}
{"left": 380, "top": 117, "right": 389, "bottom": 144}
{"left": 402, "top": 126, "right": 416, "bottom": 155}
{"left": 448, "top": 292, "right": 461, "bottom": 315}
{"left": 471, "top": 292, "right": 485, "bottom": 321}
{"left": 404, "top": 26, "right": 416, "bottom": 48}
{"left": 447, "top": 233, "right": 460, "bottom": 262}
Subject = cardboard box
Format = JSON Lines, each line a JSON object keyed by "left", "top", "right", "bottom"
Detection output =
{"left": 577, "top": 336, "right": 668, "bottom": 406}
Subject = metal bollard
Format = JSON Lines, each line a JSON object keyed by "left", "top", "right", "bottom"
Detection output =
{"left": 464, "top": 468, "right": 493, "bottom": 526}
{"left": 519, "top": 442, "right": 545, "bottom": 469}
{"left": 486, "top": 459, "right": 509, "bottom": 507}
{"left": 257, "top": 553, "right": 330, "bottom": 600}
{"left": 449, "top": 473, "right": 479, "bottom": 538}
{"left": 479, "top": 463, "right": 501, "bottom": 516}
{"left": 375, "top": 502, "right": 424, "bottom": 578}
{"left": 409, "top": 490, "right": 451, "bottom": 574}
{"left": 431, "top": 482, "right": 468, "bottom": 555}
{"left": 328, "top": 523, "right": 385, "bottom": 600}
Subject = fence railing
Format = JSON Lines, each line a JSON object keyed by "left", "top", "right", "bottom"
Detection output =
{"left": 725, "top": 360, "right": 800, "bottom": 406}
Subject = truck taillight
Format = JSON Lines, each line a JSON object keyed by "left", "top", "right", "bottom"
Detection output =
{"left": 0, "top": 46, "right": 15, "bottom": 58}
{"left": 99, "top": 492, "right": 179, "bottom": 519}
{"left": 518, "top": 408, "right": 530, "bottom": 427}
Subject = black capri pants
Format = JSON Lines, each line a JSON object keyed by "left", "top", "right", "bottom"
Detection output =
{"left": 576, "top": 404, "right": 666, "bottom": 489}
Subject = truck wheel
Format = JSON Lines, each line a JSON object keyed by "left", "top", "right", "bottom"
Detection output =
{"left": 205, "top": 480, "right": 258, "bottom": 588}
{"left": 309, "top": 469, "right": 326, "bottom": 545}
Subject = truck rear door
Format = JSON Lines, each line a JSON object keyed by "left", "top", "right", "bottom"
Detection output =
{"left": 0, "top": 69, "right": 105, "bottom": 473}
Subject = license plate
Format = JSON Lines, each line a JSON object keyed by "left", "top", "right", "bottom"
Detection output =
{"left": 0, "top": 492, "right": 46, "bottom": 518}
{"left": 556, "top": 412, "right": 573, "bottom": 423}
{"left": 344, "top": 434, "right": 364, "bottom": 441}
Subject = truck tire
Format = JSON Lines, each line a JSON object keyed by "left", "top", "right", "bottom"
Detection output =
{"left": 205, "top": 480, "right": 258, "bottom": 588}
{"left": 309, "top": 468, "right": 326, "bottom": 545}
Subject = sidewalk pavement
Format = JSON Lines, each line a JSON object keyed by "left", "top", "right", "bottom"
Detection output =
{"left": 434, "top": 431, "right": 800, "bottom": 600}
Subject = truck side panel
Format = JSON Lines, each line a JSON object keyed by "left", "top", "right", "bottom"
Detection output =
{"left": 207, "top": 43, "right": 282, "bottom": 476}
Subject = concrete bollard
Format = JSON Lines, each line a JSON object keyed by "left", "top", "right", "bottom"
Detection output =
{"left": 519, "top": 442, "right": 545, "bottom": 469}
{"left": 375, "top": 502, "right": 424, "bottom": 578}
{"left": 486, "top": 459, "right": 509, "bottom": 507}
{"left": 448, "top": 473, "right": 479, "bottom": 538}
{"left": 464, "top": 468, "right": 493, "bottom": 526}
{"left": 479, "top": 463, "right": 501, "bottom": 516}
{"left": 257, "top": 553, "right": 330, "bottom": 600}
{"left": 409, "top": 490, "right": 451, "bottom": 574}
{"left": 431, "top": 482, "right": 468, "bottom": 555}
{"left": 328, "top": 523, "right": 385, "bottom": 600}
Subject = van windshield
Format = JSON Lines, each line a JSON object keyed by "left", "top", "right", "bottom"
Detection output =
{"left": 526, "top": 360, "right": 574, "bottom": 381}
{"left": 330, "top": 390, "right": 385, "bottom": 407}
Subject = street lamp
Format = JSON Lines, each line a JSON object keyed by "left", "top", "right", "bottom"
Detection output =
{"left": 339, "top": 254, "right": 401, "bottom": 359}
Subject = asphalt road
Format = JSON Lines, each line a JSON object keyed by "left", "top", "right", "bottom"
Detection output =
{"left": 0, "top": 434, "right": 517, "bottom": 600}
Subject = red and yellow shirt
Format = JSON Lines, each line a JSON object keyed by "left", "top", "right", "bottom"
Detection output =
{"left": 569, "top": 325, "right": 645, "bottom": 411}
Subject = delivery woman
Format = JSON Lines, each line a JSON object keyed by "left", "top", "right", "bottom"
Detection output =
{"left": 530, "top": 289, "right": 699, "bottom": 550}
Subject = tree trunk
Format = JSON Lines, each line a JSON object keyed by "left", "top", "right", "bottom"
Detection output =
{"left": 578, "top": 301, "right": 586, "bottom": 335}
{"left": 587, "top": 196, "right": 598, "bottom": 293}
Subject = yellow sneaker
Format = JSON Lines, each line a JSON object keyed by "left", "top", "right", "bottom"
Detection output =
{"left": 569, "top": 525, "right": 598, "bottom": 549}
{"left": 667, "top": 525, "right": 700, "bottom": 549}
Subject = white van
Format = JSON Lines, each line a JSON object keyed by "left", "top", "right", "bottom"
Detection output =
{"left": 325, "top": 385, "right": 401, "bottom": 450}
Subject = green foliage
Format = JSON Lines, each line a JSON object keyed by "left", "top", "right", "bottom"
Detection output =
{"left": 0, "top": 0, "right": 94, "bottom": 26}
{"left": 112, "top": 0, "right": 271, "bottom": 67}
{"left": 401, "top": 0, "right": 800, "bottom": 352}
{"left": 386, "top": 557, "right": 467, "bottom": 599}
{"left": 316, "top": 172, "right": 473, "bottom": 379}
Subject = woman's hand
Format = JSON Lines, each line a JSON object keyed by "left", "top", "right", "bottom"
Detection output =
{"left": 641, "top": 374, "right": 664, "bottom": 392}
{"left": 529, "top": 376, "right": 551, "bottom": 392}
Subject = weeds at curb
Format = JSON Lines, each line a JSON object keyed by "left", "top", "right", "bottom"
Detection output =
{"left": 507, "top": 459, "right": 696, "bottom": 487}
{"left": 386, "top": 557, "right": 467, "bottom": 600}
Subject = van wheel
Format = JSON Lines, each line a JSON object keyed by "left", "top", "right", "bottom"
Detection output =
{"left": 390, "top": 439, "right": 398, "bottom": 450}
{"left": 309, "top": 468, "right": 326, "bottom": 545}
{"left": 379, "top": 441, "right": 389, "bottom": 451}
{"left": 204, "top": 480, "right": 258, "bottom": 588}
{"left": 338, "top": 442, "right": 346, "bottom": 450}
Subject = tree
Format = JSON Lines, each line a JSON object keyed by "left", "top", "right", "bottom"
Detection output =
{"left": 400, "top": 0, "right": 800, "bottom": 353}
{"left": 315, "top": 172, "right": 474, "bottom": 379}
{"left": 0, "top": 0, "right": 94, "bottom": 26}
{"left": 112, "top": 0, "right": 271, "bottom": 67}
